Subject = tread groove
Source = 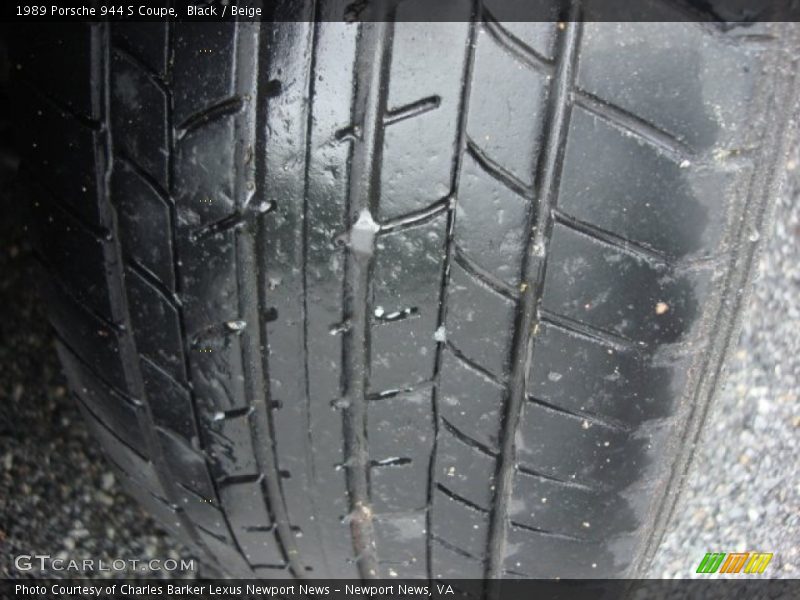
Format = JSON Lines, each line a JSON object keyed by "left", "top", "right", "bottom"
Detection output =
{"left": 466, "top": 137, "right": 531, "bottom": 198}
{"left": 55, "top": 335, "right": 140, "bottom": 407}
{"left": 482, "top": 11, "right": 555, "bottom": 76}
{"left": 384, "top": 94, "right": 442, "bottom": 126}
{"left": 378, "top": 196, "right": 451, "bottom": 235}
{"left": 432, "top": 535, "right": 483, "bottom": 563}
{"left": 485, "top": 11, "right": 583, "bottom": 584}
{"left": 553, "top": 208, "right": 673, "bottom": 265}
{"left": 140, "top": 354, "right": 191, "bottom": 395}
{"left": 176, "top": 96, "right": 244, "bottom": 140}
{"left": 338, "top": 15, "right": 395, "bottom": 579}
{"left": 217, "top": 474, "right": 264, "bottom": 487}
{"left": 298, "top": 17, "right": 334, "bottom": 577}
{"left": 436, "top": 483, "right": 490, "bottom": 514}
{"left": 453, "top": 244, "right": 520, "bottom": 301}
{"left": 188, "top": 211, "right": 249, "bottom": 242}
{"left": 367, "top": 380, "right": 434, "bottom": 401}
{"left": 110, "top": 41, "right": 169, "bottom": 95}
{"left": 509, "top": 520, "right": 586, "bottom": 542}
{"left": 515, "top": 463, "right": 600, "bottom": 493}
{"left": 75, "top": 393, "right": 146, "bottom": 459}
{"left": 539, "top": 307, "right": 640, "bottom": 352}
{"left": 573, "top": 88, "right": 693, "bottom": 161}
{"left": 116, "top": 152, "right": 172, "bottom": 207}
{"left": 441, "top": 417, "right": 498, "bottom": 458}
{"left": 526, "top": 395, "right": 633, "bottom": 434}
{"left": 127, "top": 258, "right": 181, "bottom": 309}
{"left": 445, "top": 341, "right": 504, "bottom": 387}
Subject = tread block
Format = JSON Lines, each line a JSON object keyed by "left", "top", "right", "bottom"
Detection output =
{"left": 433, "top": 426, "right": 496, "bottom": 510}
{"left": 445, "top": 261, "right": 516, "bottom": 378}
{"left": 126, "top": 267, "right": 186, "bottom": 383}
{"left": 16, "top": 24, "right": 94, "bottom": 119}
{"left": 219, "top": 480, "right": 285, "bottom": 566}
{"left": 196, "top": 527, "right": 253, "bottom": 579}
{"left": 43, "top": 278, "right": 127, "bottom": 392}
{"left": 516, "top": 401, "right": 641, "bottom": 489}
{"left": 456, "top": 154, "right": 528, "bottom": 286}
{"left": 110, "top": 48, "right": 169, "bottom": 188}
{"left": 252, "top": 565, "right": 290, "bottom": 577}
{"left": 368, "top": 391, "right": 434, "bottom": 512}
{"left": 431, "top": 538, "right": 484, "bottom": 579}
{"left": 379, "top": 111, "right": 453, "bottom": 221}
{"left": 504, "top": 524, "right": 635, "bottom": 578}
{"left": 172, "top": 23, "right": 237, "bottom": 125}
{"left": 559, "top": 106, "right": 737, "bottom": 260}
{"left": 112, "top": 23, "right": 169, "bottom": 78}
{"left": 379, "top": 13, "right": 469, "bottom": 220}
{"left": 33, "top": 197, "right": 113, "bottom": 320}
{"left": 439, "top": 348, "right": 504, "bottom": 451}
{"left": 466, "top": 25, "right": 549, "bottom": 186}
{"left": 157, "top": 427, "right": 216, "bottom": 500}
{"left": 115, "top": 474, "right": 191, "bottom": 545}
{"left": 577, "top": 22, "right": 758, "bottom": 151}
{"left": 431, "top": 488, "right": 490, "bottom": 559}
{"left": 509, "top": 468, "right": 638, "bottom": 541}
{"left": 188, "top": 333, "right": 247, "bottom": 415}
{"left": 23, "top": 96, "right": 101, "bottom": 226}
{"left": 204, "top": 411, "right": 260, "bottom": 478}
{"left": 387, "top": 3, "right": 470, "bottom": 111}
{"left": 58, "top": 343, "right": 146, "bottom": 455}
{"left": 176, "top": 486, "right": 230, "bottom": 542}
{"left": 542, "top": 223, "right": 710, "bottom": 345}
{"left": 112, "top": 161, "right": 176, "bottom": 291}
{"left": 79, "top": 403, "right": 164, "bottom": 498}
{"left": 178, "top": 233, "right": 239, "bottom": 335}
{"left": 374, "top": 513, "right": 427, "bottom": 578}
{"left": 527, "top": 322, "right": 685, "bottom": 427}
{"left": 141, "top": 358, "right": 197, "bottom": 443}
{"left": 175, "top": 116, "right": 238, "bottom": 228}
{"left": 370, "top": 215, "right": 446, "bottom": 391}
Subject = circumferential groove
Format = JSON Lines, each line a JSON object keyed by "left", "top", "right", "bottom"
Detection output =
{"left": 338, "top": 13, "right": 395, "bottom": 579}
{"left": 484, "top": 12, "right": 583, "bottom": 586}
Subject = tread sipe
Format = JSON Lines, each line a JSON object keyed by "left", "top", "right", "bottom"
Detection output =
{"left": 15, "top": 5, "right": 799, "bottom": 581}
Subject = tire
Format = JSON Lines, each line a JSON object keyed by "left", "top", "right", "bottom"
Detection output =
{"left": 13, "top": 11, "right": 799, "bottom": 580}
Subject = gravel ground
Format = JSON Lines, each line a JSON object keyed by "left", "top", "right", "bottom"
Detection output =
{"left": 0, "top": 154, "right": 797, "bottom": 580}
{"left": 0, "top": 180, "right": 201, "bottom": 580}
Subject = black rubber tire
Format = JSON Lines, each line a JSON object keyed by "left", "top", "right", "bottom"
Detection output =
{"left": 13, "top": 12, "right": 799, "bottom": 580}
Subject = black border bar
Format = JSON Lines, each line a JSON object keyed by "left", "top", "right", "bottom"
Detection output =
{"left": 4, "top": 579, "right": 800, "bottom": 600}
{"left": 4, "top": 0, "right": 800, "bottom": 22}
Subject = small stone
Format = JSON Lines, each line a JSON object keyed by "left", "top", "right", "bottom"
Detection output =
{"left": 225, "top": 320, "right": 247, "bottom": 331}
{"left": 101, "top": 472, "right": 115, "bottom": 491}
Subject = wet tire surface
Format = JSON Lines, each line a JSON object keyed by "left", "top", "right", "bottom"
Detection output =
{"left": 8, "top": 14, "right": 799, "bottom": 579}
